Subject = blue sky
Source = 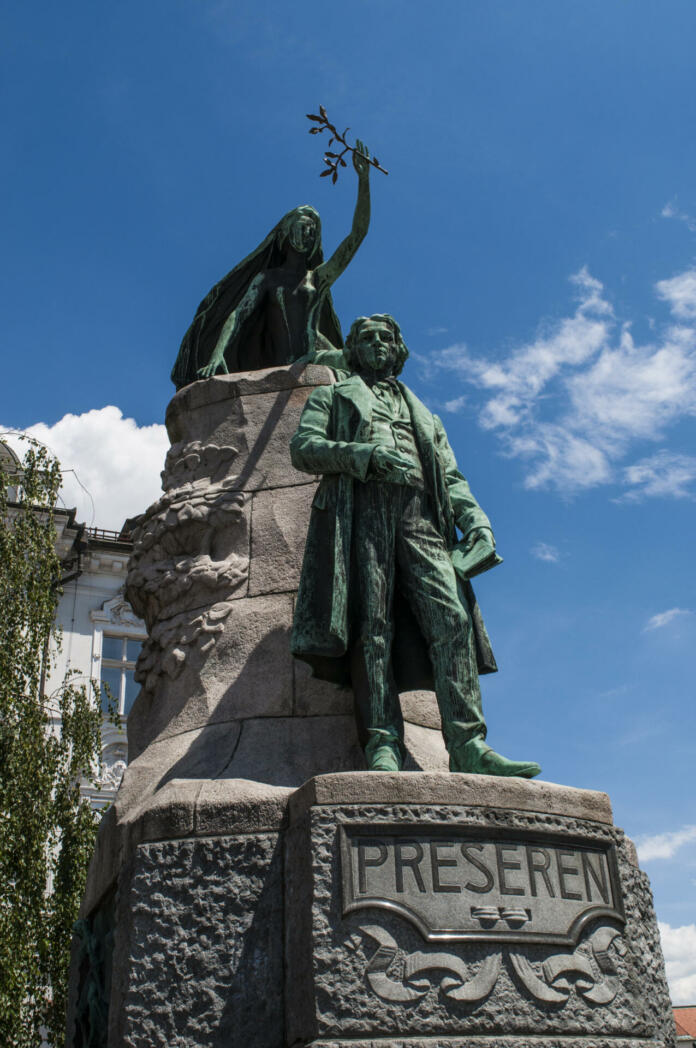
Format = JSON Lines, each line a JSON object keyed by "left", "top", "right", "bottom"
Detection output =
{"left": 2, "top": 1, "right": 695, "bottom": 1000}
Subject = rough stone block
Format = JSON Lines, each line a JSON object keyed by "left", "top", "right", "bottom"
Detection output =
{"left": 111, "top": 834, "right": 284, "bottom": 1048}
{"left": 249, "top": 483, "right": 317, "bottom": 595}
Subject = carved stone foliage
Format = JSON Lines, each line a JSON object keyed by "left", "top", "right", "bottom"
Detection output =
{"left": 358, "top": 925, "right": 502, "bottom": 1003}
{"left": 359, "top": 922, "right": 625, "bottom": 1007}
{"left": 161, "top": 439, "right": 240, "bottom": 492}
{"left": 134, "top": 600, "right": 235, "bottom": 693}
{"left": 124, "top": 439, "right": 252, "bottom": 715}
{"left": 125, "top": 483, "right": 249, "bottom": 628}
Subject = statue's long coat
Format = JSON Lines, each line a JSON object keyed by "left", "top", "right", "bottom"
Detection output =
{"left": 290, "top": 374, "right": 498, "bottom": 689}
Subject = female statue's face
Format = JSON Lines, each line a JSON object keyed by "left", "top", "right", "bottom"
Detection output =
{"left": 288, "top": 213, "right": 317, "bottom": 255}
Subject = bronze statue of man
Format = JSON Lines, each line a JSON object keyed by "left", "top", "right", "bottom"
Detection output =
{"left": 290, "top": 314, "right": 541, "bottom": 777}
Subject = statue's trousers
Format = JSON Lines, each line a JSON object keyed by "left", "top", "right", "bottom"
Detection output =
{"left": 349, "top": 480, "right": 487, "bottom": 752}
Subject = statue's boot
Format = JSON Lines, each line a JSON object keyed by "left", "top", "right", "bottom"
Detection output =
{"left": 446, "top": 733, "right": 541, "bottom": 778}
{"left": 365, "top": 731, "right": 403, "bottom": 772}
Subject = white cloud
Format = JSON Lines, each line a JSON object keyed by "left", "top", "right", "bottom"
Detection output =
{"left": 661, "top": 199, "right": 696, "bottom": 233}
{"left": 4, "top": 407, "right": 168, "bottom": 531}
{"left": 531, "top": 542, "right": 561, "bottom": 563}
{"left": 443, "top": 395, "right": 468, "bottom": 413}
{"left": 658, "top": 922, "right": 696, "bottom": 1005}
{"left": 656, "top": 269, "right": 696, "bottom": 321}
{"left": 643, "top": 608, "right": 693, "bottom": 632}
{"left": 567, "top": 325, "right": 696, "bottom": 450}
{"left": 437, "top": 268, "right": 612, "bottom": 435}
{"left": 621, "top": 451, "right": 696, "bottom": 501}
{"left": 636, "top": 824, "right": 696, "bottom": 860}
{"left": 507, "top": 425, "right": 612, "bottom": 493}
{"left": 427, "top": 266, "right": 696, "bottom": 498}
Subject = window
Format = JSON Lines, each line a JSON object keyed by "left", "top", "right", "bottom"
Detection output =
{"left": 100, "top": 635, "right": 142, "bottom": 717}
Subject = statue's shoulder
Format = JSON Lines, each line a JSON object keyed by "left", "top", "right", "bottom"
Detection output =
{"left": 331, "top": 372, "right": 367, "bottom": 398}
{"left": 398, "top": 381, "right": 435, "bottom": 419}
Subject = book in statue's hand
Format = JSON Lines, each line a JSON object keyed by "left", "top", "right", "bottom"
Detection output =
{"left": 451, "top": 536, "right": 503, "bottom": 580}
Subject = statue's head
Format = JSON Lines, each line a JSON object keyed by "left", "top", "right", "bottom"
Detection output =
{"left": 278, "top": 205, "right": 322, "bottom": 262}
{"left": 344, "top": 314, "right": 409, "bottom": 377}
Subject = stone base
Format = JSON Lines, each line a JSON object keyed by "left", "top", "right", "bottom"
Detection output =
{"left": 67, "top": 774, "right": 675, "bottom": 1048}
{"left": 306, "top": 1040, "right": 666, "bottom": 1048}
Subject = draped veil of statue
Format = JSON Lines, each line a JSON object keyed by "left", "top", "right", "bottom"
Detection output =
{"left": 171, "top": 142, "right": 371, "bottom": 390}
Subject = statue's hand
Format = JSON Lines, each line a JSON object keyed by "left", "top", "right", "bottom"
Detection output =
{"left": 197, "top": 348, "right": 229, "bottom": 380}
{"left": 463, "top": 527, "right": 495, "bottom": 551}
{"left": 353, "top": 138, "right": 370, "bottom": 179}
{"left": 370, "top": 446, "right": 413, "bottom": 480}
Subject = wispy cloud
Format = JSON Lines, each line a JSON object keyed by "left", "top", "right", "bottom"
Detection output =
{"left": 659, "top": 923, "right": 696, "bottom": 1005}
{"left": 443, "top": 395, "right": 468, "bottom": 413}
{"left": 643, "top": 608, "right": 693, "bottom": 632}
{"left": 620, "top": 451, "right": 696, "bottom": 501}
{"left": 531, "top": 542, "right": 561, "bottom": 563}
{"left": 3, "top": 407, "right": 168, "bottom": 530}
{"left": 433, "top": 268, "right": 612, "bottom": 436}
{"left": 598, "top": 683, "right": 631, "bottom": 699}
{"left": 636, "top": 825, "right": 696, "bottom": 860}
{"left": 656, "top": 269, "right": 696, "bottom": 321}
{"left": 661, "top": 199, "right": 696, "bottom": 233}
{"left": 425, "top": 265, "right": 696, "bottom": 498}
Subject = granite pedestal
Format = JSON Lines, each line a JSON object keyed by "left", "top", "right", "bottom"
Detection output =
{"left": 69, "top": 774, "right": 674, "bottom": 1048}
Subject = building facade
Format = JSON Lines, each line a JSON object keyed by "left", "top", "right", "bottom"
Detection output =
{"left": 45, "top": 510, "right": 144, "bottom": 808}
{"left": 2, "top": 438, "right": 145, "bottom": 808}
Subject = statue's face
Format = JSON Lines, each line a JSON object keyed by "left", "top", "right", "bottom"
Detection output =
{"left": 353, "top": 319, "right": 399, "bottom": 375}
{"left": 288, "top": 213, "right": 317, "bottom": 255}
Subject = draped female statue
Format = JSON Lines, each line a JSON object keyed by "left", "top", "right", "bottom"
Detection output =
{"left": 171, "top": 141, "right": 372, "bottom": 389}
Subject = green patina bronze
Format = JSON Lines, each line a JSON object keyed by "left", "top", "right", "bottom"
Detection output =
{"left": 290, "top": 315, "right": 541, "bottom": 778}
{"left": 171, "top": 141, "right": 372, "bottom": 389}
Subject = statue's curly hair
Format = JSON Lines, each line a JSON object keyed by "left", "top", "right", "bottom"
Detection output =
{"left": 344, "top": 314, "right": 409, "bottom": 376}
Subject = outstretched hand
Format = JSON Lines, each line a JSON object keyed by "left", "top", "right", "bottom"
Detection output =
{"left": 352, "top": 138, "right": 370, "bottom": 178}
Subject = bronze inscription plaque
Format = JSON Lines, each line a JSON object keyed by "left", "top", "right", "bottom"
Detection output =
{"left": 340, "top": 824, "right": 625, "bottom": 945}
